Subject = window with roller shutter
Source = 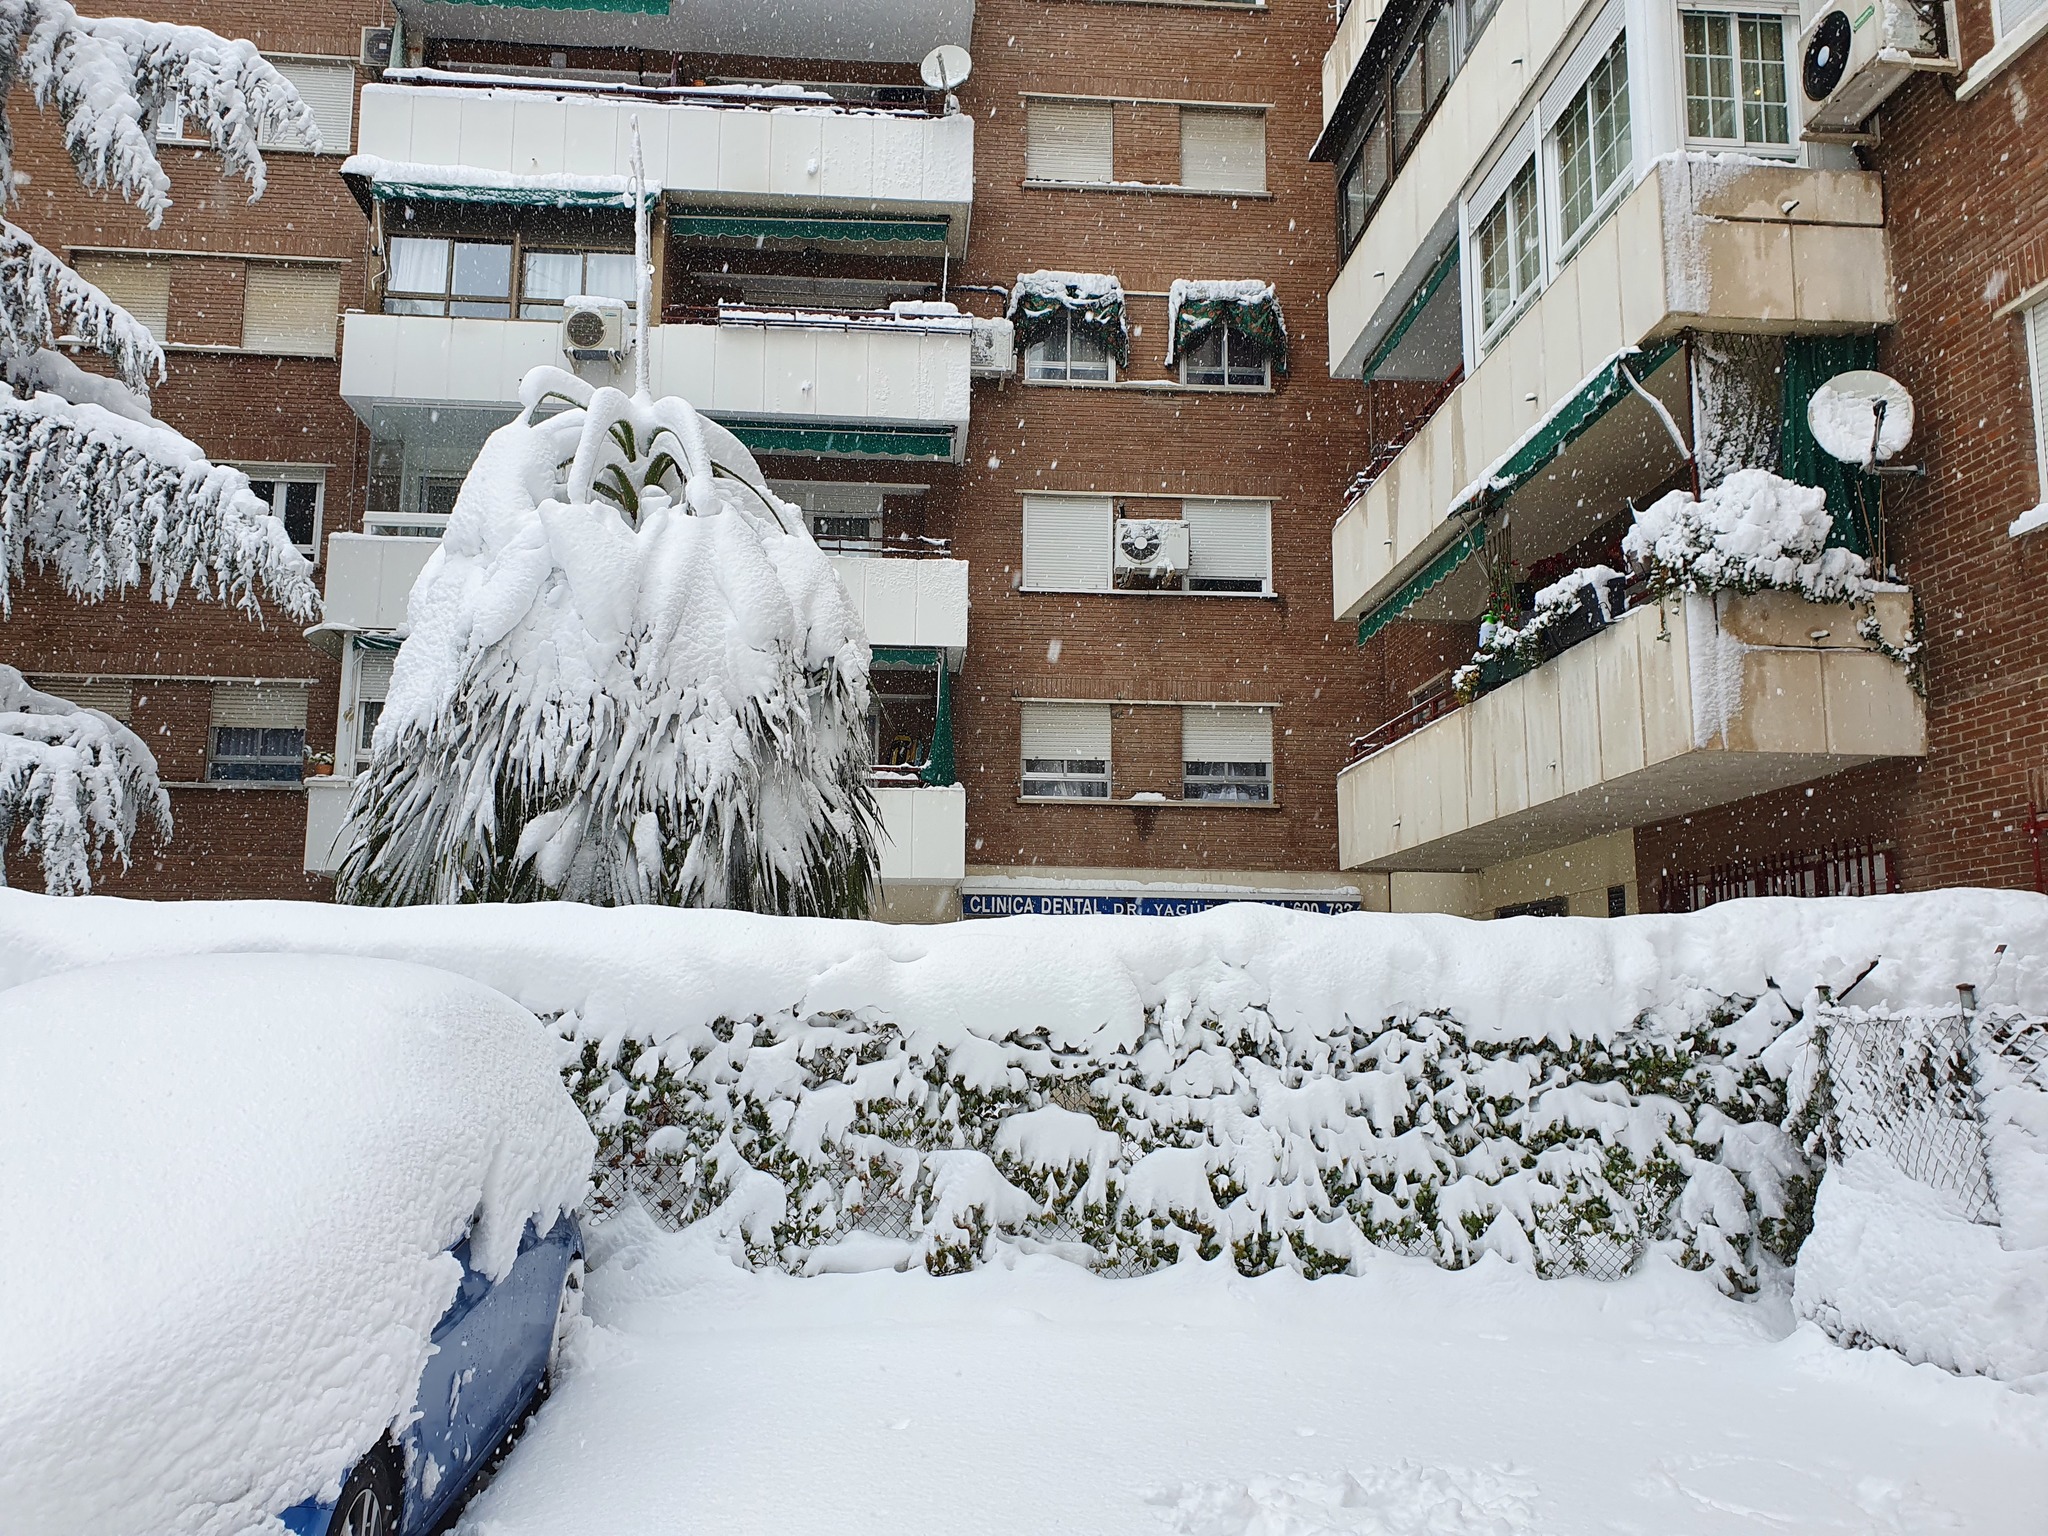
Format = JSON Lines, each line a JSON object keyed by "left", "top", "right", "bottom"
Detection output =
{"left": 1184, "top": 499, "right": 1272, "bottom": 593}
{"left": 352, "top": 648, "right": 395, "bottom": 772}
{"left": 73, "top": 256, "right": 170, "bottom": 345}
{"left": 1182, "top": 706, "right": 1273, "bottom": 802}
{"left": 161, "top": 57, "right": 353, "bottom": 154}
{"left": 28, "top": 678, "right": 132, "bottom": 721}
{"left": 2027, "top": 300, "right": 2048, "bottom": 504}
{"left": 1180, "top": 108, "right": 1266, "bottom": 193}
{"left": 1022, "top": 494, "right": 1113, "bottom": 592}
{"left": 241, "top": 265, "right": 340, "bottom": 357}
{"left": 1020, "top": 702, "right": 1112, "bottom": 799}
{"left": 1026, "top": 101, "right": 1114, "bottom": 184}
{"left": 206, "top": 685, "right": 307, "bottom": 783}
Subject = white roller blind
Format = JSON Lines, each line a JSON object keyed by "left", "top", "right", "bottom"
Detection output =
{"left": 75, "top": 256, "right": 170, "bottom": 343}
{"left": 1542, "top": 2, "right": 1627, "bottom": 127}
{"left": 1023, "top": 494, "right": 1113, "bottom": 591}
{"left": 1181, "top": 108, "right": 1267, "bottom": 193}
{"left": 267, "top": 59, "right": 355, "bottom": 154}
{"left": 2029, "top": 301, "right": 2048, "bottom": 500}
{"left": 355, "top": 650, "right": 395, "bottom": 702}
{"left": 242, "top": 265, "right": 340, "bottom": 356}
{"left": 1027, "top": 101, "right": 1114, "bottom": 183}
{"left": 1999, "top": 0, "right": 2047, "bottom": 36}
{"left": 1183, "top": 706, "right": 1272, "bottom": 764}
{"left": 211, "top": 684, "right": 307, "bottom": 729}
{"left": 32, "top": 678, "right": 132, "bottom": 720}
{"left": 1185, "top": 498, "right": 1271, "bottom": 586}
{"left": 1469, "top": 118, "right": 1537, "bottom": 222}
{"left": 1021, "top": 702, "right": 1112, "bottom": 759}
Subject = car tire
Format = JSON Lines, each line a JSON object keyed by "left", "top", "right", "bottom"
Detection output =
{"left": 326, "top": 1445, "right": 401, "bottom": 1536}
{"left": 542, "top": 1257, "right": 586, "bottom": 1396}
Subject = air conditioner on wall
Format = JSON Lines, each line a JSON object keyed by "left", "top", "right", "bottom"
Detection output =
{"left": 969, "top": 317, "right": 1016, "bottom": 378}
{"left": 360, "top": 27, "right": 394, "bottom": 69}
{"left": 563, "top": 300, "right": 628, "bottom": 361}
{"left": 1796, "top": 0, "right": 1956, "bottom": 139}
{"left": 1113, "top": 518, "right": 1190, "bottom": 577}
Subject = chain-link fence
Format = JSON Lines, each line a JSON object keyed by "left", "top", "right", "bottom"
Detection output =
{"left": 1811, "top": 1011, "right": 1998, "bottom": 1224}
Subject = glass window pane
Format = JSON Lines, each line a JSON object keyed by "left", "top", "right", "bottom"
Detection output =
{"left": 245, "top": 478, "right": 278, "bottom": 511}
{"left": 1184, "top": 327, "right": 1227, "bottom": 384}
{"left": 387, "top": 236, "right": 447, "bottom": 296}
{"left": 1393, "top": 47, "right": 1427, "bottom": 158}
{"left": 1740, "top": 15, "right": 1789, "bottom": 144}
{"left": 583, "top": 252, "right": 638, "bottom": 303}
{"left": 1342, "top": 159, "right": 1367, "bottom": 250}
{"left": 1511, "top": 162, "right": 1541, "bottom": 294}
{"left": 523, "top": 250, "right": 581, "bottom": 303}
{"left": 1423, "top": 6, "right": 1454, "bottom": 107}
{"left": 452, "top": 241, "right": 511, "bottom": 299}
{"left": 384, "top": 295, "right": 445, "bottom": 317}
{"left": 449, "top": 299, "right": 512, "bottom": 319}
{"left": 1067, "top": 320, "right": 1110, "bottom": 381}
{"left": 1361, "top": 112, "right": 1390, "bottom": 201}
{"left": 1684, "top": 13, "right": 1738, "bottom": 139}
{"left": 280, "top": 481, "right": 318, "bottom": 546}
{"left": 1477, "top": 196, "right": 1513, "bottom": 331}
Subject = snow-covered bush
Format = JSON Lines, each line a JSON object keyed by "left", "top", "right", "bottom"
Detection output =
{"left": 1452, "top": 566, "right": 1623, "bottom": 702}
{"left": 337, "top": 368, "right": 879, "bottom": 914}
{"left": 0, "top": 7, "right": 319, "bottom": 891}
{"left": 1622, "top": 468, "right": 1871, "bottom": 604}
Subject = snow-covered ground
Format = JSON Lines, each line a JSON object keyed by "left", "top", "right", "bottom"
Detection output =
{"left": 459, "top": 1213, "right": 2048, "bottom": 1536}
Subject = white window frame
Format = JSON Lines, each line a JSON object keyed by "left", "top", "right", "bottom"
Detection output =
{"left": 1463, "top": 115, "right": 1543, "bottom": 353}
{"left": 1178, "top": 327, "right": 1271, "bottom": 389}
{"left": 72, "top": 254, "right": 170, "bottom": 345}
{"left": 2026, "top": 297, "right": 2048, "bottom": 504}
{"left": 1179, "top": 106, "right": 1268, "bottom": 194}
{"left": 1181, "top": 705, "right": 1274, "bottom": 803}
{"left": 1025, "top": 99, "right": 1115, "bottom": 185}
{"left": 1994, "top": 0, "right": 2048, "bottom": 45}
{"left": 1183, "top": 497, "right": 1274, "bottom": 595}
{"left": 1541, "top": 8, "right": 1635, "bottom": 264}
{"left": 347, "top": 644, "right": 394, "bottom": 774}
{"left": 205, "top": 685, "right": 308, "bottom": 784}
{"left": 1020, "top": 702, "right": 1113, "bottom": 800}
{"left": 1021, "top": 494, "right": 1114, "bottom": 592}
{"left": 240, "top": 262, "right": 341, "bottom": 357}
{"left": 237, "top": 465, "right": 326, "bottom": 557}
{"left": 159, "top": 56, "right": 355, "bottom": 155}
{"left": 1023, "top": 310, "right": 1117, "bottom": 384}
{"left": 1677, "top": 7, "right": 1798, "bottom": 153}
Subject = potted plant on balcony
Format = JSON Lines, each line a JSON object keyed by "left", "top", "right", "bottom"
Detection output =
{"left": 303, "top": 750, "right": 334, "bottom": 779}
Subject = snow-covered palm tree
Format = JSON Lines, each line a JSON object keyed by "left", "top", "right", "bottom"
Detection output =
{"left": 0, "top": 2, "right": 320, "bottom": 892}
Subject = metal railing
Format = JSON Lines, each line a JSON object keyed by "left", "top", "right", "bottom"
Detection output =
{"left": 389, "top": 64, "right": 945, "bottom": 117}
{"left": 1346, "top": 688, "right": 1461, "bottom": 766}
{"left": 660, "top": 302, "right": 971, "bottom": 334}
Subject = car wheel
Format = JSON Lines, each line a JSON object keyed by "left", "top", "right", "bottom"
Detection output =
{"left": 326, "top": 1446, "right": 400, "bottom": 1536}
{"left": 543, "top": 1257, "right": 585, "bottom": 1393}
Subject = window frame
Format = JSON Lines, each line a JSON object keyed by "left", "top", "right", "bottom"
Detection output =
{"left": 1544, "top": 29, "right": 1635, "bottom": 262}
{"left": 1678, "top": 7, "right": 1797, "bottom": 152}
{"left": 1022, "top": 310, "right": 1117, "bottom": 385}
{"left": 516, "top": 247, "right": 641, "bottom": 321}
{"left": 1019, "top": 702, "right": 1113, "bottom": 801}
{"left": 237, "top": 464, "right": 326, "bottom": 557}
{"left": 1025, "top": 98, "right": 1116, "bottom": 185}
{"left": 2026, "top": 297, "right": 2048, "bottom": 504}
{"left": 1181, "top": 705, "right": 1275, "bottom": 803}
{"left": 1178, "top": 106, "right": 1269, "bottom": 194}
{"left": 1470, "top": 154, "right": 1543, "bottom": 346}
{"left": 1178, "top": 326, "right": 1271, "bottom": 390}
{"left": 158, "top": 55, "right": 355, "bottom": 155}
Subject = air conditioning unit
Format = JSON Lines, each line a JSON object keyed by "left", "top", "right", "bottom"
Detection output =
{"left": 1796, "top": 0, "right": 1954, "bottom": 139}
{"left": 969, "top": 317, "right": 1015, "bottom": 378}
{"left": 562, "top": 299, "right": 628, "bottom": 361}
{"left": 1114, "top": 518, "right": 1189, "bottom": 577}
{"left": 359, "top": 26, "right": 394, "bottom": 70}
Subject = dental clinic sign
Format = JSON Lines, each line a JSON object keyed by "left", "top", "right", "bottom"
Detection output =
{"left": 961, "top": 891, "right": 1361, "bottom": 918}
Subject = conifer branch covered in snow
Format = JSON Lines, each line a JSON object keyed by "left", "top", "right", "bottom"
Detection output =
{"left": 337, "top": 367, "right": 881, "bottom": 916}
{"left": 0, "top": 663, "right": 167, "bottom": 893}
{"left": 0, "top": 218, "right": 161, "bottom": 391}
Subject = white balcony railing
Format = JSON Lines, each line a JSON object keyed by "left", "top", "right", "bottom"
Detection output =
{"left": 876, "top": 783, "right": 966, "bottom": 885}
{"left": 319, "top": 531, "right": 437, "bottom": 635}
{"left": 828, "top": 555, "right": 968, "bottom": 657}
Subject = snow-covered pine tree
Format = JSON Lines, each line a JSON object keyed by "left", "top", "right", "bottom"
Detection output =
{"left": 0, "top": 4, "right": 321, "bottom": 892}
{"left": 334, "top": 367, "right": 882, "bottom": 915}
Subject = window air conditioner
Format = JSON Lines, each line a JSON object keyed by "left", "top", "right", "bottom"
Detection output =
{"left": 360, "top": 27, "right": 394, "bottom": 69}
{"left": 563, "top": 299, "right": 628, "bottom": 361}
{"left": 1796, "top": 0, "right": 1955, "bottom": 139}
{"left": 969, "top": 317, "right": 1016, "bottom": 378}
{"left": 1114, "top": 518, "right": 1189, "bottom": 577}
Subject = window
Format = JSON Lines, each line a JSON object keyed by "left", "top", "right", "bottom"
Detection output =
{"left": 1996, "top": 0, "right": 2046, "bottom": 41}
{"left": 1022, "top": 494, "right": 1113, "bottom": 591}
{"left": 161, "top": 58, "right": 353, "bottom": 153}
{"left": 206, "top": 685, "right": 307, "bottom": 783}
{"left": 1180, "top": 328, "right": 1270, "bottom": 388}
{"left": 28, "top": 678, "right": 131, "bottom": 720}
{"left": 1027, "top": 100, "right": 1114, "bottom": 183}
{"left": 1024, "top": 311, "right": 1114, "bottom": 383}
{"left": 2028, "top": 299, "right": 2048, "bottom": 502}
{"left": 241, "top": 264, "right": 340, "bottom": 355}
{"left": 73, "top": 256, "right": 170, "bottom": 343}
{"left": 242, "top": 468, "right": 324, "bottom": 555}
{"left": 1683, "top": 12, "right": 1790, "bottom": 147}
{"left": 1020, "top": 703, "right": 1111, "bottom": 799}
{"left": 1184, "top": 498, "right": 1272, "bottom": 593}
{"left": 520, "top": 249, "right": 637, "bottom": 320}
{"left": 384, "top": 238, "right": 513, "bottom": 318}
{"left": 1182, "top": 706, "right": 1273, "bottom": 802}
{"left": 1552, "top": 34, "right": 1633, "bottom": 250}
{"left": 1338, "top": 111, "right": 1391, "bottom": 255}
{"left": 1473, "top": 158, "right": 1541, "bottom": 336}
{"left": 1392, "top": 5, "right": 1455, "bottom": 160}
{"left": 1181, "top": 108, "right": 1267, "bottom": 193}
{"left": 352, "top": 648, "right": 393, "bottom": 772}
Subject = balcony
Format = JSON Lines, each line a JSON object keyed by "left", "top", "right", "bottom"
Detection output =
{"left": 339, "top": 310, "right": 973, "bottom": 463}
{"left": 313, "top": 531, "right": 437, "bottom": 640}
{"left": 354, "top": 80, "right": 973, "bottom": 252}
{"left": 1333, "top": 159, "right": 1893, "bottom": 625}
{"left": 876, "top": 783, "right": 966, "bottom": 885}
{"left": 828, "top": 553, "right": 968, "bottom": 662}
{"left": 304, "top": 775, "right": 354, "bottom": 876}
{"left": 1336, "top": 590, "right": 1925, "bottom": 872}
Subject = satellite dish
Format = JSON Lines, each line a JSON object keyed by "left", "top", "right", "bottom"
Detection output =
{"left": 1808, "top": 369, "right": 1915, "bottom": 466}
{"left": 920, "top": 44, "right": 972, "bottom": 91}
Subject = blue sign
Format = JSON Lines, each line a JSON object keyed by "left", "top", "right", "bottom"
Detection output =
{"left": 960, "top": 892, "right": 1360, "bottom": 918}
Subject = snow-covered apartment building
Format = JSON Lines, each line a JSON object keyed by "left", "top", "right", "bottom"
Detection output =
{"left": 6, "top": 0, "right": 2043, "bottom": 916}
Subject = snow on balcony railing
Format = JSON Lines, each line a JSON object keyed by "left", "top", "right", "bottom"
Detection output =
{"left": 383, "top": 66, "right": 946, "bottom": 117}
{"left": 661, "top": 302, "right": 974, "bottom": 335}
{"left": 813, "top": 534, "right": 952, "bottom": 558}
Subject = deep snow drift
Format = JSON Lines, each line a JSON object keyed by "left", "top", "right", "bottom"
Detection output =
{"left": 0, "top": 954, "right": 593, "bottom": 1536}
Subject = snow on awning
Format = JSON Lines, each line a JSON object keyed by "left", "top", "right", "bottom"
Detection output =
{"left": 671, "top": 210, "right": 950, "bottom": 245}
{"left": 340, "top": 155, "right": 654, "bottom": 213}
{"left": 1165, "top": 279, "right": 1287, "bottom": 371}
{"left": 1008, "top": 271, "right": 1129, "bottom": 367}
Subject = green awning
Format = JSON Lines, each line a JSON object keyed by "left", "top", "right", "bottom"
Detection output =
{"left": 368, "top": 180, "right": 649, "bottom": 210}
{"left": 1357, "top": 520, "right": 1488, "bottom": 645}
{"left": 873, "top": 646, "right": 943, "bottom": 666}
{"left": 425, "top": 0, "right": 667, "bottom": 12}
{"left": 1362, "top": 242, "right": 1457, "bottom": 382}
{"left": 670, "top": 212, "right": 950, "bottom": 245}
{"left": 722, "top": 419, "right": 957, "bottom": 460}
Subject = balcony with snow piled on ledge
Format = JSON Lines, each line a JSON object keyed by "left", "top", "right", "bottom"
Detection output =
{"left": 339, "top": 308, "right": 974, "bottom": 464}
{"left": 1335, "top": 589, "right": 1926, "bottom": 874}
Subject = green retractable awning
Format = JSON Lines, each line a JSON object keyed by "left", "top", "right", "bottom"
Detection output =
{"left": 1357, "top": 520, "right": 1488, "bottom": 644}
{"left": 366, "top": 179, "right": 650, "bottom": 210}
{"left": 670, "top": 211, "right": 951, "bottom": 245}
{"left": 723, "top": 420, "right": 957, "bottom": 460}
{"left": 425, "top": 0, "right": 668, "bottom": 13}
{"left": 1361, "top": 242, "right": 1458, "bottom": 382}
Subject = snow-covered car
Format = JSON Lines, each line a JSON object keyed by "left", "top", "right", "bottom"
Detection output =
{"left": 0, "top": 952, "right": 596, "bottom": 1536}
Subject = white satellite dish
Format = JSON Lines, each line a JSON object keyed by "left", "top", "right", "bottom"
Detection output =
{"left": 920, "top": 44, "right": 973, "bottom": 91}
{"left": 1808, "top": 369, "right": 1915, "bottom": 467}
